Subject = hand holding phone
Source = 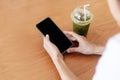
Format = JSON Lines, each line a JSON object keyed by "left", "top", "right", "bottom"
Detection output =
{"left": 36, "top": 17, "right": 73, "bottom": 54}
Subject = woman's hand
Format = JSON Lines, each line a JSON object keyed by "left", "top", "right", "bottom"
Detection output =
{"left": 44, "top": 35, "right": 79, "bottom": 80}
{"left": 64, "top": 31, "right": 104, "bottom": 55}
{"left": 43, "top": 35, "right": 63, "bottom": 61}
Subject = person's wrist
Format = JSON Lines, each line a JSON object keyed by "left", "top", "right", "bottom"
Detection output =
{"left": 52, "top": 55, "right": 64, "bottom": 65}
{"left": 92, "top": 45, "right": 105, "bottom": 55}
{"left": 51, "top": 52, "right": 63, "bottom": 62}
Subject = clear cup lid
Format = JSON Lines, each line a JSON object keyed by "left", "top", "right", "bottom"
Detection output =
{"left": 71, "top": 7, "right": 93, "bottom": 26}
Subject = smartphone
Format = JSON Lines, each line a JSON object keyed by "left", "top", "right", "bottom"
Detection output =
{"left": 36, "top": 17, "right": 73, "bottom": 54}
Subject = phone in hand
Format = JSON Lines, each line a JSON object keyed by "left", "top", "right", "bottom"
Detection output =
{"left": 36, "top": 17, "right": 73, "bottom": 54}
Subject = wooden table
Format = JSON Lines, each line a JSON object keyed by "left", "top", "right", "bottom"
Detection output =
{"left": 0, "top": 0, "right": 120, "bottom": 80}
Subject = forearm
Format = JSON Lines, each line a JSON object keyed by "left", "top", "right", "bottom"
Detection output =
{"left": 92, "top": 45, "right": 105, "bottom": 55}
{"left": 52, "top": 58, "right": 79, "bottom": 80}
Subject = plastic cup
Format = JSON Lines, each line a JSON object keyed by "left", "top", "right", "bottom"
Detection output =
{"left": 71, "top": 7, "right": 93, "bottom": 36}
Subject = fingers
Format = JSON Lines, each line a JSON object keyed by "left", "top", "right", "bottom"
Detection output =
{"left": 44, "top": 34, "right": 56, "bottom": 47}
{"left": 67, "top": 47, "right": 79, "bottom": 53}
{"left": 44, "top": 34, "right": 50, "bottom": 47}
{"left": 44, "top": 34, "right": 50, "bottom": 42}
{"left": 64, "top": 31, "right": 85, "bottom": 42}
{"left": 64, "top": 31, "right": 80, "bottom": 39}
{"left": 44, "top": 34, "right": 49, "bottom": 42}
{"left": 64, "top": 31, "right": 79, "bottom": 40}
{"left": 46, "top": 34, "right": 50, "bottom": 40}
{"left": 69, "top": 36, "right": 77, "bottom": 41}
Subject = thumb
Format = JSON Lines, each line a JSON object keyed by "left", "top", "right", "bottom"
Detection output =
{"left": 46, "top": 34, "right": 50, "bottom": 40}
{"left": 44, "top": 34, "right": 50, "bottom": 45}
{"left": 67, "top": 47, "right": 79, "bottom": 53}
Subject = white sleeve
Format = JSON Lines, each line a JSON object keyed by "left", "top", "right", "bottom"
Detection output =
{"left": 93, "top": 33, "right": 120, "bottom": 80}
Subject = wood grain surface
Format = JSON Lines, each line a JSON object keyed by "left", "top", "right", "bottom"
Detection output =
{"left": 0, "top": 0, "right": 120, "bottom": 80}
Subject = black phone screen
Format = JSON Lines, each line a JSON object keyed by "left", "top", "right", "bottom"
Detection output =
{"left": 36, "top": 17, "right": 73, "bottom": 54}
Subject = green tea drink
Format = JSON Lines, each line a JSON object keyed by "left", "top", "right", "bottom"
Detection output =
{"left": 71, "top": 6, "right": 93, "bottom": 36}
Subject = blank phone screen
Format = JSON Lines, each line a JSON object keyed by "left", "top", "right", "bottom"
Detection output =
{"left": 36, "top": 17, "right": 73, "bottom": 54}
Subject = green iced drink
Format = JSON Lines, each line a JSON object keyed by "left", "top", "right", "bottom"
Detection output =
{"left": 73, "top": 23, "right": 90, "bottom": 36}
{"left": 71, "top": 6, "right": 93, "bottom": 36}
